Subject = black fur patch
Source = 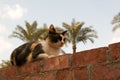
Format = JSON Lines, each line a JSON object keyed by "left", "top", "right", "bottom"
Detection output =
{"left": 32, "top": 44, "right": 44, "bottom": 59}
{"left": 13, "top": 42, "right": 34, "bottom": 66}
{"left": 11, "top": 41, "right": 45, "bottom": 66}
{"left": 49, "top": 33, "right": 62, "bottom": 43}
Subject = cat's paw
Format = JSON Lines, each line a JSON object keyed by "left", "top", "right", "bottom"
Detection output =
{"left": 37, "top": 53, "right": 49, "bottom": 59}
{"left": 48, "top": 55, "right": 55, "bottom": 58}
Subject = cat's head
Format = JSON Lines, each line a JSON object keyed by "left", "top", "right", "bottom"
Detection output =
{"left": 47, "top": 24, "right": 67, "bottom": 48}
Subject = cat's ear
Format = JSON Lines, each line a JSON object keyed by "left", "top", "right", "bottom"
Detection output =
{"left": 62, "top": 30, "right": 67, "bottom": 35}
{"left": 49, "top": 24, "right": 56, "bottom": 33}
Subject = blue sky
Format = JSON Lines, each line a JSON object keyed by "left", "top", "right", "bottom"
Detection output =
{"left": 0, "top": 0, "right": 120, "bottom": 63}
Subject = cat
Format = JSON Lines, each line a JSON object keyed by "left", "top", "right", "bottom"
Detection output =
{"left": 10, "top": 24, "right": 67, "bottom": 66}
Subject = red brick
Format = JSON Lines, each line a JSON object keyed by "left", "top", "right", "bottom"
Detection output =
{"left": 73, "top": 67, "right": 87, "bottom": 80}
{"left": 1, "top": 66, "right": 18, "bottom": 78}
{"left": 43, "top": 54, "right": 71, "bottom": 71}
{"left": 19, "top": 60, "right": 41, "bottom": 74}
{"left": 43, "top": 56, "right": 59, "bottom": 71}
{"left": 0, "top": 77, "right": 7, "bottom": 80}
{"left": 31, "top": 72, "right": 55, "bottom": 80}
{"left": 59, "top": 54, "right": 72, "bottom": 68}
{"left": 10, "top": 77, "right": 24, "bottom": 80}
{"left": 73, "top": 47, "right": 107, "bottom": 66}
{"left": 24, "top": 76, "right": 31, "bottom": 80}
{"left": 1, "top": 67, "right": 8, "bottom": 78}
{"left": 10, "top": 76, "right": 30, "bottom": 80}
{"left": 91, "top": 63, "right": 120, "bottom": 80}
{"left": 56, "top": 69, "right": 73, "bottom": 80}
{"left": 109, "top": 42, "right": 120, "bottom": 60}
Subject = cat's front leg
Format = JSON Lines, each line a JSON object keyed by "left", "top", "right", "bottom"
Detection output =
{"left": 37, "top": 53, "right": 55, "bottom": 59}
{"left": 37, "top": 54, "right": 56, "bottom": 60}
{"left": 37, "top": 53, "right": 49, "bottom": 59}
{"left": 48, "top": 55, "right": 56, "bottom": 58}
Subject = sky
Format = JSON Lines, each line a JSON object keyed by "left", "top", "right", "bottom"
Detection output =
{"left": 0, "top": 0, "right": 120, "bottom": 63}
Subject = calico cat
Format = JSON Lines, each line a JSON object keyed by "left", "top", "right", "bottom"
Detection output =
{"left": 10, "top": 24, "right": 67, "bottom": 66}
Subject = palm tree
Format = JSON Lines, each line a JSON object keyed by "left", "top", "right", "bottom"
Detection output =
{"left": 111, "top": 12, "right": 120, "bottom": 32}
{"left": 10, "top": 21, "right": 48, "bottom": 42}
{"left": 62, "top": 19, "right": 98, "bottom": 53}
{"left": 34, "top": 23, "right": 48, "bottom": 40}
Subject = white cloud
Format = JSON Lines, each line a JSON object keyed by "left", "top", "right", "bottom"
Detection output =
{"left": 110, "top": 28, "right": 120, "bottom": 43}
{"left": 0, "top": 37, "right": 14, "bottom": 64}
{"left": 0, "top": 37, "right": 13, "bottom": 52}
{"left": 0, "top": 24, "right": 13, "bottom": 55}
{"left": 0, "top": 3, "right": 27, "bottom": 20}
{"left": 0, "top": 24, "right": 6, "bottom": 33}
{"left": 0, "top": 23, "right": 14, "bottom": 61}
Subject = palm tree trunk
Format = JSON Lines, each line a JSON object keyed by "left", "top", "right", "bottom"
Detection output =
{"left": 72, "top": 44, "right": 76, "bottom": 54}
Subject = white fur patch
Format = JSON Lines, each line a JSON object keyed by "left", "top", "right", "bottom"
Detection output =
{"left": 41, "top": 39, "right": 61, "bottom": 56}
{"left": 37, "top": 53, "right": 49, "bottom": 59}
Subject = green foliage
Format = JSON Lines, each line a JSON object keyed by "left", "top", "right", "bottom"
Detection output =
{"left": 62, "top": 18, "right": 98, "bottom": 53}
{"left": 112, "top": 12, "right": 120, "bottom": 24}
{"left": 0, "top": 60, "right": 11, "bottom": 68}
{"left": 77, "top": 26, "right": 98, "bottom": 44}
{"left": 112, "top": 12, "right": 120, "bottom": 32}
{"left": 10, "top": 21, "right": 49, "bottom": 42}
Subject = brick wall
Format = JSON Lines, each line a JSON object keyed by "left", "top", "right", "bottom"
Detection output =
{"left": 0, "top": 42, "right": 120, "bottom": 80}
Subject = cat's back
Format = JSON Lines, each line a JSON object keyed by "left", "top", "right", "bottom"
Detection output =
{"left": 10, "top": 40, "right": 43, "bottom": 66}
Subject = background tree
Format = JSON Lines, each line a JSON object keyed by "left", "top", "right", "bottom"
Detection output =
{"left": 62, "top": 19, "right": 98, "bottom": 53}
{"left": 112, "top": 12, "right": 120, "bottom": 32}
{"left": 34, "top": 23, "right": 48, "bottom": 40}
{"left": 10, "top": 21, "right": 47, "bottom": 42}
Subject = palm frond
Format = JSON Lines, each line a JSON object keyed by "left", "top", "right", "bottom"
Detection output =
{"left": 25, "top": 21, "right": 31, "bottom": 34}
{"left": 35, "top": 27, "right": 48, "bottom": 39}
{"left": 112, "top": 12, "right": 120, "bottom": 24}
{"left": 87, "top": 37, "right": 94, "bottom": 43}
{"left": 10, "top": 25, "right": 29, "bottom": 41}
{"left": 32, "top": 21, "right": 37, "bottom": 28}
{"left": 31, "top": 21, "right": 37, "bottom": 32}
{"left": 62, "top": 22, "right": 71, "bottom": 30}
{"left": 10, "top": 21, "right": 40, "bottom": 42}
{"left": 77, "top": 30, "right": 97, "bottom": 44}
{"left": 10, "top": 31, "right": 27, "bottom": 41}
{"left": 16, "top": 25, "right": 28, "bottom": 37}
{"left": 112, "top": 24, "right": 120, "bottom": 32}
{"left": 73, "top": 22, "right": 84, "bottom": 39}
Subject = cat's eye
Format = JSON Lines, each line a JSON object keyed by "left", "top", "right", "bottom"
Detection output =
{"left": 52, "top": 38, "right": 58, "bottom": 43}
{"left": 63, "top": 38, "right": 66, "bottom": 41}
{"left": 58, "top": 36, "right": 62, "bottom": 41}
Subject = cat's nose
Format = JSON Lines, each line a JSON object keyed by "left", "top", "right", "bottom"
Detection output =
{"left": 61, "top": 42, "right": 64, "bottom": 44}
{"left": 60, "top": 42, "right": 64, "bottom": 46}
